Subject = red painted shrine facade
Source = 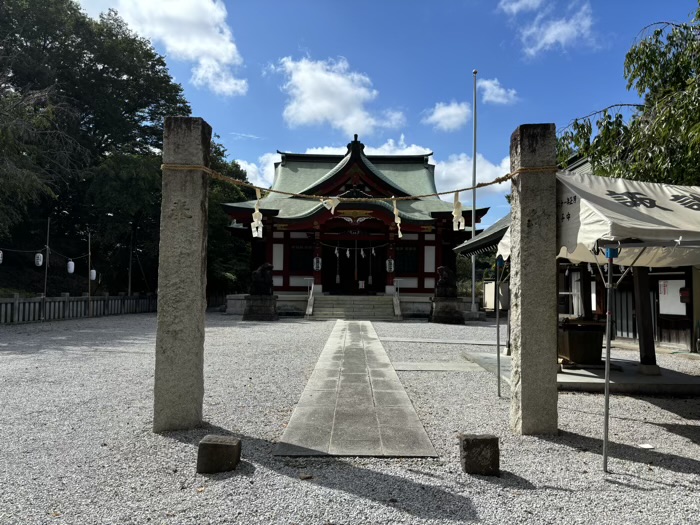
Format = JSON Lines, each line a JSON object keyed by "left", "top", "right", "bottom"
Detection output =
{"left": 223, "top": 137, "right": 487, "bottom": 295}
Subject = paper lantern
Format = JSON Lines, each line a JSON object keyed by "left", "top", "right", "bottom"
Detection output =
{"left": 386, "top": 258, "right": 395, "bottom": 273}
{"left": 35, "top": 253, "right": 43, "bottom": 267}
{"left": 90, "top": 269, "right": 97, "bottom": 281}
{"left": 0, "top": 250, "right": 3, "bottom": 264}
{"left": 67, "top": 260, "right": 75, "bottom": 274}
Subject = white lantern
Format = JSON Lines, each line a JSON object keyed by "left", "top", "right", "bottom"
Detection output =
{"left": 386, "top": 258, "right": 395, "bottom": 273}
{"left": 90, "top": 269, "right": 97, "bottom": 281}
{"left": 313, "top": 257, "right": 322, "bottom": 272}
{"left": 67, "top": 260, "right": 75, "bottom": 274}
{"left": 35, "top": 253, "right": 43, "bottom": 267}
{"left": 0, "top": 250, "right": 3, "bottom": 264}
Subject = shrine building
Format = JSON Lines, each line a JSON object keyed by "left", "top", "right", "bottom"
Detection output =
{"left": 223, "top": 136, "right": 487, "bottom": 296}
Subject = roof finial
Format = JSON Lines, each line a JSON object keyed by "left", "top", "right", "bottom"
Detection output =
{"left": 347, "top": 134, "right": 364, "bottom": 154}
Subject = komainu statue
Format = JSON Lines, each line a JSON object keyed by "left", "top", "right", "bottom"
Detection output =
{"left": 435, "top": 266, "right": 458, "bottom": 298}
{"left": 250, "top": 263, "right": 274, "bottom": 295}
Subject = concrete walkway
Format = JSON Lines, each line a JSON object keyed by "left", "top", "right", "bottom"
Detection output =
{"left": 274, "top": 320, "right": 437, "bottom": 457}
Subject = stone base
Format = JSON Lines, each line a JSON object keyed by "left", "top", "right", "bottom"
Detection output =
{"left": 429, "top": 297, "right": 465, "bottom": 325}
{"left": 197, "top": 435, "right": 241, "bottom": 474}
{"left": 638, "top": 364, "right": 662, "bottom": 376}
{"left": 458, "top": 433, "right": 499, "bottom": 476}
{"left": 243, "top": 295, "right": 279, "bottom": 321}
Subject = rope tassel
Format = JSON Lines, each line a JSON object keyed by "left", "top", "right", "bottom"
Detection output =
{"left": 452, "top": 192, "right": 465, "bottom": 231}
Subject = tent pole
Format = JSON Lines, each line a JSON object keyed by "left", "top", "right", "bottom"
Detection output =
{"left": 495, "top": 256, "right": 503, "bottom": 397}
{"left": 603, "top": 250, "right": 617, "bottom": 473}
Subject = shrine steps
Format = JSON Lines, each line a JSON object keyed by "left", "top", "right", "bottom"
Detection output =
{"left": 310, "top": 295, "right": 399, "bottom": 321}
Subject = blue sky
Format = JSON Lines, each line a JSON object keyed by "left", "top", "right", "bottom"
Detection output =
{"left": 77, "top": 0, "right": 698, "bottom": 227}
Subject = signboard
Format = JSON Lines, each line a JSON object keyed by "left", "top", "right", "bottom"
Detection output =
{"left": 658, "top": 279, "right": 686, "bottom": 316}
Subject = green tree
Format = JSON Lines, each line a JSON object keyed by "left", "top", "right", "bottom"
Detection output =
{"left": 559, "top": 5, "right": 700, "bottom": 185}
{"left": 0, "top": 0, "right": 190, "bottom": 294}
{"left": 207, "top": 141, "right": 251, "bottom": 298}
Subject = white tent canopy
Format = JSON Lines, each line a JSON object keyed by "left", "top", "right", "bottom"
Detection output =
{"left": 498, "top": 171, "right": 700, "bottom": 473}
{"left": 498, "top": 172, "right": 700, "bottom": 266}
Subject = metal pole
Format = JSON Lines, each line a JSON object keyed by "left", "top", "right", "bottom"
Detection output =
{"left": 471, "top": 69, "right": 478, "bottom": 313}
{"left": 42, "top": 217, "right": 50, "bottom": 321}
{"left": 603, "top": 252, "right": 616, "bottom": 473}
{"left": 128, "top": 228, "right": 133, "bottom": 296}
{"left": 495, "top": 260, "right": 501, "bottom": 398}
{"left": 88, "top": 230, "right": 91, "bottom": 318}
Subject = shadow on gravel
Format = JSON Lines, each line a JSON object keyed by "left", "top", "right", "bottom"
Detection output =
{"left": 650, "top": 423, "right": 700, "bottom": 446}
{"left": 161, "top": 423, "right": 479, "bottom": 522}
{"left": 541, "top": 430, "right": 700, "bottom": 476}
{"left": 638, "top": 396, "right": 700, "bottom": 421}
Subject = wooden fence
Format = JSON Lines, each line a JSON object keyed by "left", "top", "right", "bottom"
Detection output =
{"left": 0, "top": 294, "right": 158, "bottom": 324}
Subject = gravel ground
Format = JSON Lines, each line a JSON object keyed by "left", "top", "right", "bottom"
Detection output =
{"left": 1, "top": 314, "right": 699, "bottom": 524}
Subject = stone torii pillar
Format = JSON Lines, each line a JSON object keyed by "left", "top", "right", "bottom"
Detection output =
{"left": 153, "top": 116, "right": 211, "bottom": 432}
{"left": 509, "top": 124, "right": 558, "bottom": 435}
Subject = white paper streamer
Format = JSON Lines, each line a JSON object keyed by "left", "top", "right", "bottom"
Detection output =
{"left": 452, "top": 192, "right": 465, "bottom": 231}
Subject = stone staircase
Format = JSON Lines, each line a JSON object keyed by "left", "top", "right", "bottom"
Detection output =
{"left": 309, "top": 295, "right": 399, "bottom": 321}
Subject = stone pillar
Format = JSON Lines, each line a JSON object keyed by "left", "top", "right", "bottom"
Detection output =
{"left": 153, "top": 117, "right": 211, "bottom": 432}
{"left": 509, "top": 124, "right": 558, "bottom": 435}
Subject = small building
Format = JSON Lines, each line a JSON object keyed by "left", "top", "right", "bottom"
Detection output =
{"left": 223, "top": 136, "right": 487, "bottom": 296}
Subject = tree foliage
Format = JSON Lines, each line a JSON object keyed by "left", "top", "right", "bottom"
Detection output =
{"left": 559, "top": 5, "right": 700, "bottom": 185}
{"left": 0, "top": 0, "right": 250, "bottom": 297}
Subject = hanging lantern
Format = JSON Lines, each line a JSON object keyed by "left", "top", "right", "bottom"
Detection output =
{"left": 0, "top": 250, "right": 3, "bottom": 264}
{"left": 90, "top": 269, "right": 97, "bottom": 281}
{"left": 313, "top": 257, "right": 322, "bottom": 272}
{"left": 346, "top": 249, "right": 350, "bottom": 258}
{"left": 67, "top": 260, "right": 75, "bottom": 274}
{"left": 35, "top": 253, "right": 43, "bottom": 267}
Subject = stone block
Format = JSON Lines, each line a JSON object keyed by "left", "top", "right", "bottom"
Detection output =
{"left": 457, "top": 433, "right": 499, "bottom": 476}
{"left": 429, "top": 297, "right": 465, "bottom": 325}
{"left": 197, "top": 435, "right": 241, "bottom": 474}
{"left": 242, "top": 295, "right": 279, "bottom": 321}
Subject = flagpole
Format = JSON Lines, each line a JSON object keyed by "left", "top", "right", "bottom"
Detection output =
{"left": 471, "top": 69, "right": 478, "bottom": 313}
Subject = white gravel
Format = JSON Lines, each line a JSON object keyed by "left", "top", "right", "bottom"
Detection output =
{"left": 1, "top": 314, "right": 699, "bottom": 524}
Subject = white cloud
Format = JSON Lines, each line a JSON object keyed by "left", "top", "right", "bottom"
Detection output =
{"left": 520, "top": 2, "right": 594, "bottom": 57}
{"left": 77, "top": 0, "right": 247, "bottom": 96}
{"left": 305, "top": 135, "right": 431, "bottom": 157}
{"left": 434, "top": 153, "right": 511, "bottom": 200}
{"left": 421, "top": 101, "right": 471, "bottom": 132}
{"left": 498, "top": 0, "right": 546, "bottom": 16}
{"left": 237, "top": 152, "right": 280, "bottom": 188}
{"left": 274, "top": 57, "right": 404, "bottom": 136}
{"left": 477, "top": 78, "right": 518, "bottom": 105}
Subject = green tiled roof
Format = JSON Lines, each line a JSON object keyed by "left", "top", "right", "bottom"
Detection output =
{"left": 224, "top": 140, "right": 478, "bottom": 223}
